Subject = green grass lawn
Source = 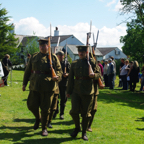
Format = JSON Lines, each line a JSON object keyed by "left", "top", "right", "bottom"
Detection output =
{"left": 0, "top": 70, "right": 144, "bottom": 144}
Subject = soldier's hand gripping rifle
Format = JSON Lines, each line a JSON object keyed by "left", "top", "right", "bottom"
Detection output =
{"left": 93, "top": 31, "right": 105, "bottom": 89}
{"left": 48, "top": 24, "right": 58, "bottom": 80}
{"left": 54, "top": 37, "right": 60, "bottom": 54}
{"left": 86, "top": 21, "right": 95, "bottom": 76}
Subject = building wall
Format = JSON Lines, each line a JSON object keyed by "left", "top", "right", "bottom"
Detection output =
{"left": 103, "top": 48, "right": 127, "bottom": 60}
{"left": 51, "top": 36, "right": 84, "bottom": 47}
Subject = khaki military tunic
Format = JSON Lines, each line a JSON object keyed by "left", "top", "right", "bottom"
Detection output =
{"left": 67, "top": 58, "right": 101, "bottom": 132}
{"left": 23, "top": 52, "right": 62, "bottom": 130}
{"left": 23, "top": 52, "right": 62, "bottom": 91}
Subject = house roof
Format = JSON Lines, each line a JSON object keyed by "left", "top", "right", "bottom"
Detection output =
{"left": 45, "top": 35, "right": 72, "bottom": 44}
{"left": 15, "top": 34, "right": 72, "bottom": 47}
{"left": 97, "top": 47, "right": 117, "bottom": 56}
{"left": 65, "top": 45, "right": 103, "bottom": 56}
{"left": 14, "top": 35, "right": 44, "bottom": 47}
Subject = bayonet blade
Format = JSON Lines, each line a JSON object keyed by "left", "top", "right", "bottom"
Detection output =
{"left": 96, "top": 30, "right": 99, "bottom": 44}
{"left": 50, "top": 23, "right": 52, "bottom": 40}
{"left": 93, "top": 33, "right": 95, "bottom": 44}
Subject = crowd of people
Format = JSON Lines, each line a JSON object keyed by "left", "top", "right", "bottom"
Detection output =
{"left": 99, "top": 57, "right": 143, "bottom": 92}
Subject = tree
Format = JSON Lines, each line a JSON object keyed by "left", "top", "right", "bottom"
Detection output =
{"left": 120, "top": 0, "right": 144, "bottom": 26}
{"left": 120, "top": 15, "right": 144, "bottom": 62}
{"left": 0, "top": 4, "right": 18, "bottom": 59}
{"left": 119, "top": 0, "right": 144, "bottom": 63}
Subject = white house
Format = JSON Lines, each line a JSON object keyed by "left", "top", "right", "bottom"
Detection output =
{"left": 62, "top": 45, "right": 103, "bottom": 61}
{"left": 97, "top": 47, "right": 127, "bottom": 60}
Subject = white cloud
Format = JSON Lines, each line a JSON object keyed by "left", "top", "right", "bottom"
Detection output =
{"left": 106, "top": 0, "right": 116, "bottom": 7}
{"left": 12, "top": 17, "right": 126, "bottom": 48}
{"left": 114, "top": 1, "right": 123, "bottom": 11}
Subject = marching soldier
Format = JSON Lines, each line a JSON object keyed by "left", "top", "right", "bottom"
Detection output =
{"left": 47, "top": 82, "right": 60, "bottom": 128}
{"left": 67, "top": 46, "right": 101, "bottom": 141}
{"left": 87, "top": 60, "right": 101, "bottom": 132}
{"left": 54, "top": 50, "right": 70, "bottom": 119}
{"left": 22, "top": 38, "right": 62, "bottom": 136}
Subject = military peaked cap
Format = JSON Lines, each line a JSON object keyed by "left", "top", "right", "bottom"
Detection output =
{"left": 76, "top": 46, "right": 87, "bottom": 52}
{"left": 38, "top": 38, "right": 48, "bottom": 45}
{"left": 57, "top": 51, "right": 64, "bottom": 56}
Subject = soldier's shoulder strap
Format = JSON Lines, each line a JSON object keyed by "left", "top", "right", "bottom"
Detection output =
{"left": 32, "top": 52, "right": 39, "bottom": 58}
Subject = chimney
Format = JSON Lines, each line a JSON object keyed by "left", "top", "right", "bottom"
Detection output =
{"left": 54, "top": 27, "right": 59, "bottom": 36}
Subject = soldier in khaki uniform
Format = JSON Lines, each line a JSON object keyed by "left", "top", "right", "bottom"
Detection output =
{"left": 67, "top": 46, "right": 101, "bottom": 141}
{"left": 22, "top": 38, "right": 62, "bottom": 136}
{"left": 54, "top": 51, "right": 70, "bottom": 120}
{"left": 87, "top": 64, "right": 101, "bottom": 132}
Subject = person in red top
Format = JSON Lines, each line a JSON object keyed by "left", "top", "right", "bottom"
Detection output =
{"left": 98, "top": 60, "right": 103, "bottom": 76}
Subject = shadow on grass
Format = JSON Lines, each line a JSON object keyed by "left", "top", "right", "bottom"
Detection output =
{"left": 51, "top": 120, "right": 73, "bottom": 126}
{"left": 0, "top": 125, "right": 77, "bottom": 144}
{"left": 135, "top": 117, "right": 144, "bottom": 122}
{"left": 99, "top": 88, "right": 144, "bottom": 110}
{"left": 13, "top": 118, "right": 35, "bottom": 124}
{"left": 14, "top": 137, "right": 80, "bottom": 144}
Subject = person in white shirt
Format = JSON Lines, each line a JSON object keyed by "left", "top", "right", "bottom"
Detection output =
{"left": 103, "top": 60, "right": 109, "bottom": 87}
{"left": 120, "top": 60, "right": 129, "bottom": 90}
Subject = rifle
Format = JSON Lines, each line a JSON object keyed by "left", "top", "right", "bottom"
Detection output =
{"left": 93, "top": 31, "right": 105, "bottom": 89}
{"left": 48, "top": 23, "right": 57, "bottom": 78}
{"left": 86, "top": 20, "right": 94, "bottom": 75}
{"left": 64, "top": 42, "right": 68, "bottom": 74}
{"left": 54, "top": 37, "right": 60, "bottom": 54}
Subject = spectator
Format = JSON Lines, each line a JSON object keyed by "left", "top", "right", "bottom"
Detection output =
{"left": 140, "top": 66, "right": 144, "bottom": 91}
{"left": 127, "top": 61, "right": 140, "bottom": 92}
{"left": 111, "top": 56, "right": 116, "bottom": 87}
{"left": 103, "top": 60, "right": 109, "bottom": 87}
{"left": 1, "top": 54, "right": 12, "bottom": 86}
{"left": 120, "top": 60, "right": 130, "bottom": 90}
{"left": 101, "top": 60, "right": 105, "bottom": 68}
{"left": 107, "top": 59, "right": 114, "bottom": 89}
{"left": 98, "top": 60, "right": 103, "bottom": 76}
{"left": 119, "top": 58, "right": 125, "bottom": 87}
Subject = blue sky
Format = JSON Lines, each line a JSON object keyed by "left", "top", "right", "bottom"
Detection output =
{"left": 1, "top": 0, "right": 128, "bottom": 48}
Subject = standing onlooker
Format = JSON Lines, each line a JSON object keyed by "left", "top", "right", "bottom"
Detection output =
{"left": 127, "top": 61, "right": 140, "bottom": 92}
{"left": 120, "top": 60, "right": 130, "bottom": 90}
{"left": 139, "top": 65, "right": 144, "bottom": 91}
{"left": 2, "top": 54, "right": 12, "bottom": 86}
{"left": 98, "top": 60, "right": 103, "bottom": 76}
{"left": 101, "top": 60, "right": 105, "bottom": 68}
{"left": 107, "top": 59, "right": 114, "bottom": 89}
{"left": 103, "top": 60, "right": 109, "bottom": 87}
{"left": 111, "top": 56, "right": 116, "bottom": 87}
{"left": 119, "top": 58, "right": 125, "bottom": 87}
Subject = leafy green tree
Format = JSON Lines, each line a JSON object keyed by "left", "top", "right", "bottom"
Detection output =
{"left": 120, "top": 0, "right": 144, "bottom": 25}
{"left": 120, "top": 13, "right": 144, "bottom": 63}
{"left": 0, "top": 4, "right": 18, "bottom": 59}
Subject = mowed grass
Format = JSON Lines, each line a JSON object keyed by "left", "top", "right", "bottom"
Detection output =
{"left": 0, "top": 70, "right": 144, "bottom": 144}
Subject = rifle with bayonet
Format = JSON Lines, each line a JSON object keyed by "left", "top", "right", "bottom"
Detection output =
{"left": 93, "top": 31, "right": 105, "bottom": 89}
{"left": 86, "top": 20, "right": 95, "bottom": 75}
{"left": 48, "top": 23, "right": 57, "bottom": 78}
